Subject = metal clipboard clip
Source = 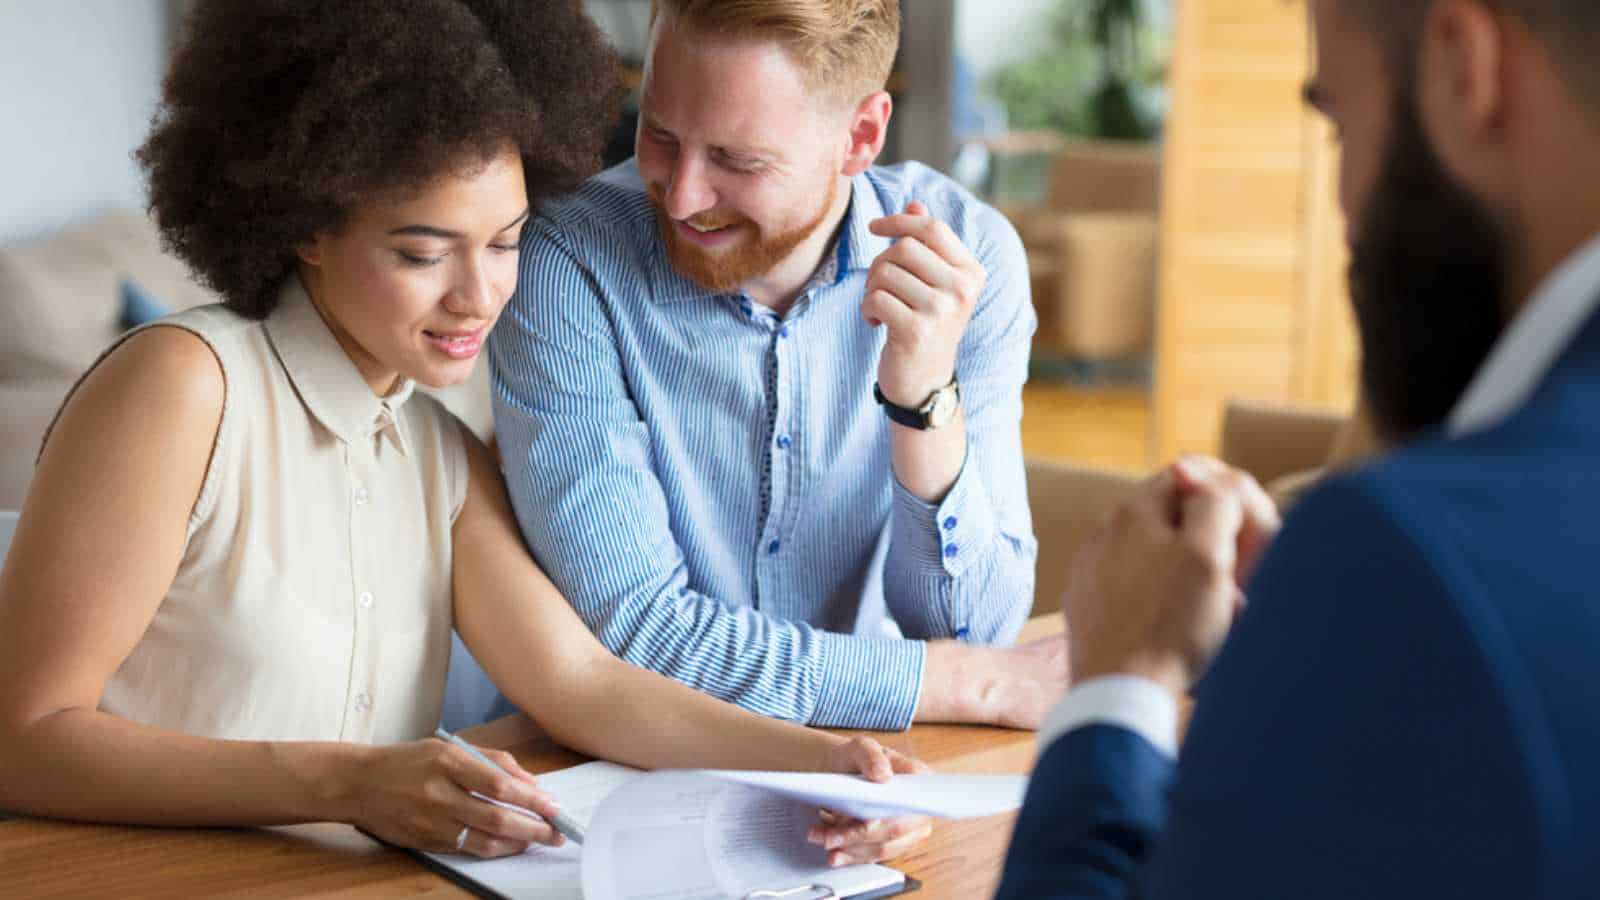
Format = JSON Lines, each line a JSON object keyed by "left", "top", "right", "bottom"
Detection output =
{"left": 742, "top": 884, "right": 837, "bottom": 900}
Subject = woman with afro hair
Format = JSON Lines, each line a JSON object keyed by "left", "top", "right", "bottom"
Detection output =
{"left": 0, "top": 0, "right": 932, "bottom": 865}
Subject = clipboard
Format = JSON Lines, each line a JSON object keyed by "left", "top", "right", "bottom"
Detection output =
{"left": 741, "top": 876, "right": 922, "bottom": 899}
{"left": 412, "top": 849, "right": 921, "bottom": 900}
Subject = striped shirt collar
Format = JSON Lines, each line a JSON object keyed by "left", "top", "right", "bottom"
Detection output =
{"left": 644, "top": 170, "right": 894, "bottom": 304}
{"left": 264, "top": 275, "right": 415, "bottom": 454}
{"left": 1450, "top": 230, "right": 1600, "bottom": 436}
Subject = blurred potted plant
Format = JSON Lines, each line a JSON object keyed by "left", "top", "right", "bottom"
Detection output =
{"left": 986, "top": 0, "right": 1169, "bottom": 371}
{"left": 989, "top": 0, "right": 1167, "bottom": 142}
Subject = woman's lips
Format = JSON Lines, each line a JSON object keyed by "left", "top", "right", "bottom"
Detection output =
{"left": 423, "top": 327, "right": 485, "bottom": 360}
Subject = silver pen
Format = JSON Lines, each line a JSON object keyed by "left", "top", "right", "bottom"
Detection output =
{"left": 433, "top": 726, "right": 585, "bottom": 845}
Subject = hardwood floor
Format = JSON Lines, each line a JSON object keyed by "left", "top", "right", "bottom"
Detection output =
{"left": 1021, "top": 384, "right": 1152, "bottom": 474}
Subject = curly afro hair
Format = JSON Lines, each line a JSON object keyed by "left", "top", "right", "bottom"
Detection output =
{"left": 138, "top": 0, "right": 624, "bottom": 318}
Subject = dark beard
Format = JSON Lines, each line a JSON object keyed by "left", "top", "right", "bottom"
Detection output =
{"left": 1348, "top": 94, "right": 1511, "bottom": 444}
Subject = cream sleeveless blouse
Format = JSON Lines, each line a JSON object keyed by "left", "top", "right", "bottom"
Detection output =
{"left": 62, "top": 278, "right": 467, "bottom": 744}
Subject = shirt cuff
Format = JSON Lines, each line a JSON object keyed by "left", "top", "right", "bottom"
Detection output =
{"left": 1037, "top": 675, "right": 1179, "bottom": 758}
{"left": 890, "top": 442, "right": 996, "bottom": 579}
{"left": 810, "top": 631, "right": 926, "bottom": 731}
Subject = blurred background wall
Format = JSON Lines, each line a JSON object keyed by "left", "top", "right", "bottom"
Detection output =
{"left": 0, "top": 0, "right": 170, "bottom": 244}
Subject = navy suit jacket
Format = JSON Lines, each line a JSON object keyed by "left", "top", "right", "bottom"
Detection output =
{"left": 998, "top": 310, "right": 1600, "bottom": 900}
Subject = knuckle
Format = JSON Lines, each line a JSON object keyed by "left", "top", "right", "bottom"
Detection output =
{"left": 419, "top": 777, "right": 449, "bottom": 806}
{"left": 1178, "top": 540, "right": 1228, "bottom": 583}
{"left": 484, "top": 808, "right": 517, "bottom": 835}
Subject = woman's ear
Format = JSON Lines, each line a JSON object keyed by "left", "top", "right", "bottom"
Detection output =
{"left": 295, "top": 234, "right": 325, "bottom": 267}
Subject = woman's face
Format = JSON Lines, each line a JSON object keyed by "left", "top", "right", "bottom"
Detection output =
{"left": 296, "top": 147, "right": 528, "bottom": 394}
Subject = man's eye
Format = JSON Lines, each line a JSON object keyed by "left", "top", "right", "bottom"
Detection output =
{"left": 489, "top": 243, "right": 518, "bottom": 253}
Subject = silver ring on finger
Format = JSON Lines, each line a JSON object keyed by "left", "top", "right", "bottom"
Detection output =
{"left": 455, "top": 825, "right": 471, "bottom": 851}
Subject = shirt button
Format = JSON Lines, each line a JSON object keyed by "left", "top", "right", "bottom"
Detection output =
{"left": 359, "top": 591, "right": 374, "bottom": 609}
{"left": 354, "top": 486, "right": 370, "bottom": 506}
{"left": 942, "top": 516, "right": 958, "bottom": 531}
{"left": 354, "top": 693, "right": 372, "bottom": 713}
{"left": 776, "top": 435, "right": 792, "bottom": 450}
{"left": 768, "top": 539, "right": 781, "bottom": 555}
{"left": 955, "top": 626, "right": 971, "bottom": 639}
{"left": 778, "top": 325, "right": 790, "bottom": 339}
{"left": 943, "top": 543, "right": 959, "bottom": 558}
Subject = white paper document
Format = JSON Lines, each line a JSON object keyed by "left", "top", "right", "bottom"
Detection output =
{"left": 420, "top": 762, "right": 1027, "bottom": 899}
{"left": 696, "top": 770, "right": 1029, "bottom": 821}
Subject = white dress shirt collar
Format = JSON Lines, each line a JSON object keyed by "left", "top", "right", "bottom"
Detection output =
{"left": 1450, "top": 230, "right": 1600, "bottom": 436}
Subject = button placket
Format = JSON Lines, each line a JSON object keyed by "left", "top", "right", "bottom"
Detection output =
{"left": 342, "top": 443, "right": 380, "bottom": 741}
{"left": 755, "top": 321, "right": 794, "bottom": 609}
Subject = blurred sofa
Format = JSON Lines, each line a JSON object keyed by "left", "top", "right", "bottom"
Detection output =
{"left": 0, "top": 211, "right": 218, "bottom": 510}
{"left": 1001, "top": 140, "right": 1162, "bottom": 361}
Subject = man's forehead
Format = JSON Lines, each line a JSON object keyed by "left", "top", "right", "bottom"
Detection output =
{"left": 640, "top": 31, "right": 822, "bottom": 153}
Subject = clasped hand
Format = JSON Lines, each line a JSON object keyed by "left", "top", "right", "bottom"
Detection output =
{"left": 1065, "top": 457, "right": 1282, "bottom": 696}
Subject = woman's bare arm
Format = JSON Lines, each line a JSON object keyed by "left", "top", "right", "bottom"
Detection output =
{"left": 0, "top": 328, "right": 359, "bottom": 824}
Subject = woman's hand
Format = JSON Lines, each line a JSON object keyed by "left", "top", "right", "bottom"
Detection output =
{"left": 342, "top": 738, "right": 566, "bottom": 858}
{"left": 807, "top": 736, "right": 935, "bottom": 866}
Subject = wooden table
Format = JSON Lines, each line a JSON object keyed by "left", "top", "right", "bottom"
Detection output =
{"left": 0, "top": 616, "right": 1062, "bottom": 899}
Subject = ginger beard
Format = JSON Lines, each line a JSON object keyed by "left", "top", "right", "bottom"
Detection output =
{"left": 649, "top": 174, "right": 839, "bottom": 294}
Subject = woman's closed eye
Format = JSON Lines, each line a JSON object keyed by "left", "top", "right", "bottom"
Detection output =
{"left": 398, "top": 249, "right": 446, "bottom": 267}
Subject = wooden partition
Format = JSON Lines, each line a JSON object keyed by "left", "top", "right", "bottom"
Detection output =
{"left": 1151, "top": 0, "right": 1360, "bottom": 460}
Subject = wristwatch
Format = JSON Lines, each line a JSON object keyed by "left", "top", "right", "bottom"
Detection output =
{"left": 874, "top": 375, "right": 961, "bottom": 430}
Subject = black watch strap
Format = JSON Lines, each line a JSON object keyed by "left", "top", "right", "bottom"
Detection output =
{"left": 874, "top": 382, "right": 931, "bottom": 430}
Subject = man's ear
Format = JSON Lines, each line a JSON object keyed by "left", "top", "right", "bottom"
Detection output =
{"left": 1416, "top": 0, "right": 1511, "bottom": 195}
{"left": 840, "top": 91, "right": 892, "bottom": 178}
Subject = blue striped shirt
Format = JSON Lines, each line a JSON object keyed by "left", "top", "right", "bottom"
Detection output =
{"left": 490, "top": 159, "right": 1036, "bottom": 730}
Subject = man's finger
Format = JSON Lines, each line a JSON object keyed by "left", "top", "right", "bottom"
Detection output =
{"left": 878, "top": 236, "right": 961, "bottom": 294}
{"left": 1173, "top": 459, "right": 1280, "bottom": 585}
{"left": 1178, "top": 483, "right": 1245, "bottom": 578}
{"left": 869, "top": 211, "right": 977, "bottom": 272}
{"left": 1231, "top": 473, "right": 1281, "bottom": 584}
{"left": 868, "top": 260, "right": 942, "bottom": 313}
{"left": 860, "top": 286, "right": 916, "bottom": 333}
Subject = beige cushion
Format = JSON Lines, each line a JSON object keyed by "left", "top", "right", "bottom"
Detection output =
{"left": 0, "top": 223, "right": 124, "bottom": 381}
{"left": 0, "top": 210, "right": 216, "bottom": 383}
{"left": 0, "top": 379, "right": 74, "bottom": 510}
{"left": 1027, "top": 459, "right": 1139, "bottom": 617}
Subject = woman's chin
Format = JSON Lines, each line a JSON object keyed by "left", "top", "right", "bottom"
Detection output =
{"left": 409, "top": 356, "right": 479, "bottom": 390}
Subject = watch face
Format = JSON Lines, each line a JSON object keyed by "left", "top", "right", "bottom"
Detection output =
{"left": 927, "top": 387, "right": 959, "bottom": 428}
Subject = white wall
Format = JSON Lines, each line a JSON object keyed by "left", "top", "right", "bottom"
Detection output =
{"left": 0, "top": 1, "right": 169, "bottom": 244}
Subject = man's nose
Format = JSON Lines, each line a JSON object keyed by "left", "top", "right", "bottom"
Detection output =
{"left": 663, "top": 155, "right": 717, "bottom": 220}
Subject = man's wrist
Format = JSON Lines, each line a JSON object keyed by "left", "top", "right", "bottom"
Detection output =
{"left": 914, "top": 640, "right": 962, "bottom": 722}
{"left": 1070, "top": 652, "right": 1189, "bottom": 700}
{"left": 916, "top": 640, "right": 994, "bottom": 723}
